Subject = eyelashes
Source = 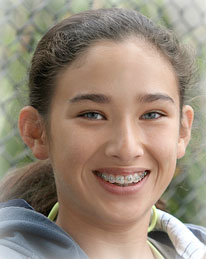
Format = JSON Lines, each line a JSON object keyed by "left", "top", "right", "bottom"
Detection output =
{"left": 140, "top": 111, "right": 165, "bottom": 120}
{"left": 77, "top": 111, "right": 165, "bottom": 121}
{"left": 78, "top": 112, "right": 105, "bottom": 120}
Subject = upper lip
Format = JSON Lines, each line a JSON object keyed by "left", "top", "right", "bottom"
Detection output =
{"left": 93, "top": 168, "right": 149, "bottom": 176}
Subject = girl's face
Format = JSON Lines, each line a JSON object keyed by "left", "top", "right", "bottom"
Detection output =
{"left": 47, "top": 39, "right": 192, "bottom": 226}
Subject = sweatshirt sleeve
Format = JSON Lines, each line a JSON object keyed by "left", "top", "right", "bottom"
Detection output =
{"left": 0, "top": 199, "right": 88, "bottom": 259}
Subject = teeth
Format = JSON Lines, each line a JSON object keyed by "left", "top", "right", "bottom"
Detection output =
{"left": 102, "top": 173, "right": 109, "bottom": 181}
{"left": 133, "top": 173, "right": 141, "bottom": 183}
{"left": 124, "top": 175, "right": 133, "bottom": 184}
{"left": 116, "top": 175, "right": 124, "bottom": 184}
{"left": 108, "top": 174, "right": 116, "bottom": 183}
{"left": 97, "top": 171, "right": 148, "bottom": 185}
{"left": 140, "top": 172, "right": 146, "bottom": 177}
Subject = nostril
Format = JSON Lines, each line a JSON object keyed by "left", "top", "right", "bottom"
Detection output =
{"left": 104, "top": 141, "right": 144, "bottom": 161}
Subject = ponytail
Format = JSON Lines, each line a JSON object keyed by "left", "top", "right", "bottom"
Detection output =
{"left": 0, "top": 160, "right": 57, "bottom": 216}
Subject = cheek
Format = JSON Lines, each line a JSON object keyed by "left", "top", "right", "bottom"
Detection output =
{"left": 145, "top": 127, "right": 179, "bottom": 196}
{"left": 48, "top": 122, "right": 106, "bottom": 210}
{"left": 146, "top": 124, "right": 179, "bottom": 168}
{"left": 48, "top": 122, "right": 102, "bottom": 174}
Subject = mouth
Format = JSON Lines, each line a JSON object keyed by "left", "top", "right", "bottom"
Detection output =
{"left": 93, "top": 169, "right": 150, "bottom": 187}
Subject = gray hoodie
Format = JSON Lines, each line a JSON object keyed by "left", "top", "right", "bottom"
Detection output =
{"left": 0, "top": 199, "right": 205, "bottom": 259}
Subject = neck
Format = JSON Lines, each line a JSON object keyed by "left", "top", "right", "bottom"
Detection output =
{"left": 56, "top": 206, "right": 154, "bottom": 259}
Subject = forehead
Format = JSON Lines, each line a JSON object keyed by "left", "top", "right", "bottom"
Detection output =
{"left": 71, "top": 37, "right": 174, "bottom": 71}
{"left": 54, "top": 38, "right": 179, "bottom": 105}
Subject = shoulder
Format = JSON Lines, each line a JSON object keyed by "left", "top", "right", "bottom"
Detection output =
{"left": 0, "top": 199, "right": 88, "bottom": 259}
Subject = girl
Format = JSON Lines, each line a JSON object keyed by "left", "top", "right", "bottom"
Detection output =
{"left": 0, "top": 8, "right": 205, "bottom": 259}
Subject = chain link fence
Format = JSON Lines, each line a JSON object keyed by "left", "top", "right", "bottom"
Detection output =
{"left": 0, "top": 0, "right": 206, "bottom": 225}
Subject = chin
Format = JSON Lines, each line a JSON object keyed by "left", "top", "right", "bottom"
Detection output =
{"left": 95, "top": 201, "right": 152, "bottom": 227}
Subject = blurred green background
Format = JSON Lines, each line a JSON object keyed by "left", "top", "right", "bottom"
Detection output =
{"left": 0, "top": 0, "right": 206, "bottom": 225}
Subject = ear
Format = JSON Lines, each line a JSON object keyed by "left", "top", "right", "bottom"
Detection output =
{"left": 18, "top": 106, "right": 49, "bottom": 160}
{"left": 177, "top": 105, "right": 194, "bottom": 159}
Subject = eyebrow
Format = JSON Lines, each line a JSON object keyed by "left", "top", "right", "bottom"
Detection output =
{"left": 69, "top": 93, "right": 111, "bottom": 104}
{"left": 138, "top": 93, "right": 175, "bottom": 104}
{"left": 69, "top": 92, "right": 175, "bottom": 105}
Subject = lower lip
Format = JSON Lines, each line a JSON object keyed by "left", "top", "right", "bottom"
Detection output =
{"left": 94, "top": 173, "right": 149, "bottom": 195}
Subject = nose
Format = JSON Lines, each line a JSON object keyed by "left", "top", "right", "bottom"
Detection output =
{"left": 104, "top": 119, "right": 144, "bottom": 163}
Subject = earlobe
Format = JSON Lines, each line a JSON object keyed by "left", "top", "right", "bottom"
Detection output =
{"left": 177, "top": 105, "right": 194, "bottom": 159}
{"left": 18, "top": 106, "right": 49, "bottom": 160}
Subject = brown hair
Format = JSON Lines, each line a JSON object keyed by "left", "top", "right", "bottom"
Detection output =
{"left": 0, "top": 160, "right": 56, "bottom": 215}
{"left": 0, "top": 8, "right": 196, "bottom": 215}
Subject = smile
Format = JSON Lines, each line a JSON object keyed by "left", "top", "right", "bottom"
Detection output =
{"left": 93, "top": 170, "right": 149, "bottom": 187}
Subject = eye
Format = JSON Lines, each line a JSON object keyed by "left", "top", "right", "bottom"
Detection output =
{"left": 78, "top": 112, "right": 105, "bottom": 120}
{"left": 141, "top": 111, "right": 164, "bottom": 120}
